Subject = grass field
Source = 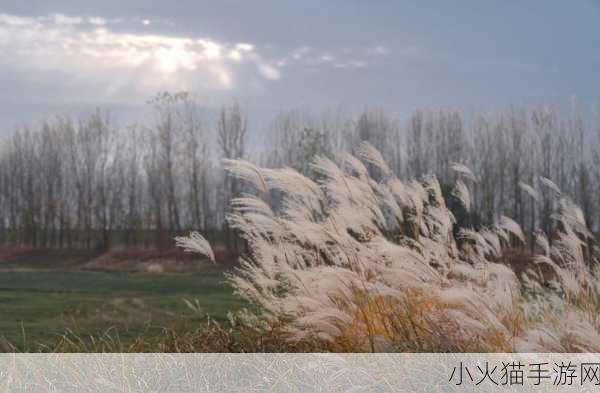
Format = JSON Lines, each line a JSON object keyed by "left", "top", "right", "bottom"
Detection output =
{"left": 0, "top": 251, "right": 243, "bottom": 351}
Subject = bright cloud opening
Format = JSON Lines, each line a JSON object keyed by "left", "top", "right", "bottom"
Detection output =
{"left": 0, "top": 13, "right": 281, "bottom": 101}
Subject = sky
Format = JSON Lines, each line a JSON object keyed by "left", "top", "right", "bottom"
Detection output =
{"left": 0, "top": 0, "right": 599, "bottom": 132}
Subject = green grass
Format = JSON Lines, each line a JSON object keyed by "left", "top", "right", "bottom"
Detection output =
{"left": 0, "top": 266, "right": 243, "bottom": 350}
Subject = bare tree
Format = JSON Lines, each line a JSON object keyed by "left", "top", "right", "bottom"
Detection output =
{"left": 217, "top": 101, "right": 247, "bottom": 248}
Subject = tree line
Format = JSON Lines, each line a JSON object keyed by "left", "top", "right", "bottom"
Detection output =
{"left": 0, "top": 93, "right": 598, "bottom": 250}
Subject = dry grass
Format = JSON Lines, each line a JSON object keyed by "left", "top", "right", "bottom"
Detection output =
{"left": 18, "top": 315, "right": 326, "bottom": 353}
{"left": 177, "top": 142, "right": 600, "bottom": 353}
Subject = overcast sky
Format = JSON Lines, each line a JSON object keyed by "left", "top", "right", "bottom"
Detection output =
{"left": 0, "top": 0, "right": 599, "bottom": 132}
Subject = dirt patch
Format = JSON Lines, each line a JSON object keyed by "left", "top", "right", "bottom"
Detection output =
{"left": 0, "top": 246, "right": 41, "bottom": 262}
{"left": 82, "top": 247, "right": 238, "bottom": 273}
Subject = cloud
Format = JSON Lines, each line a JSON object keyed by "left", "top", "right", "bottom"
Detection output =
{"left": 291, "top": 46, "right": 311, "bottom": 60}
{"left": 277, "top": 44, "right": 392, "bottom": 72}
{"left": 0, "top": 13, "right": 281, "bottom": 103}
{"left": 334, "top": 60, "right": 367, "bottom": 69}
{"left": 52, "top": 13, "right": 84, "bottom": 25}
{"left": 257, "top": 63, "right": 281, "bottom": 80}
{"left": 88, "top": 17, "right": 107, "bottom": 26}
{"left": 372, "top": 45, "right": 389, "bottom": 56}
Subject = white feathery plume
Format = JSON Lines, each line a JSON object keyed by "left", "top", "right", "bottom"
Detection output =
{"left": 450, "top": 162, "right": 477, "bottom": 182}
{"left": 551, "top": 197, "right": 592, "bottom": 239}
{"left": 230, "top": 195, "right": 273, "bottom": 216}
{"left": 342, "top": 153, "right": 369, "bottom": 181}
{"left": 519, "top": 181, "right": 540, "bottom": 202}
{"left": 357, "top": 142, "right": 392, "bottom": 177}
{"left": 175, "top": 232, "right": 215, "bottom": 263}
{"left": 264, "top": 167, "right": 324, "bottom": 213}
{"left": 498, "top": 216, "right": 525, "bottom": 243}
{"left": 534, "top": 231, "right": 550, "bottom": 256}
{"left": 223, "top": 159, "right": 268, "bottom": 193}
{"left": 480, "top": 228, "right": 502, "bottom": 257}
{"left": 539, "top": 176, "right": 561, "bottom": 196}
{"left": 452, "top": 179, "right": 471, "bottom": 211}
{"left": 388, "top": 178, "right": 411, "bottom": 207}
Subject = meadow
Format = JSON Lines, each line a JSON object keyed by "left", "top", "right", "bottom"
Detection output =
{"left": 0, "top": 251, "right": 242, "bottom": 351}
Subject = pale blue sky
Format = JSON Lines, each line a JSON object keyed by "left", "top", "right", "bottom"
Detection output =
{"left": 0, "top": 0, "right": 598, "bottom": 131}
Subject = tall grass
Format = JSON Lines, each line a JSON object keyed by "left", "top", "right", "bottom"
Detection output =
{"left": 181, "top": 143, "right": 600, "bottom": 352}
